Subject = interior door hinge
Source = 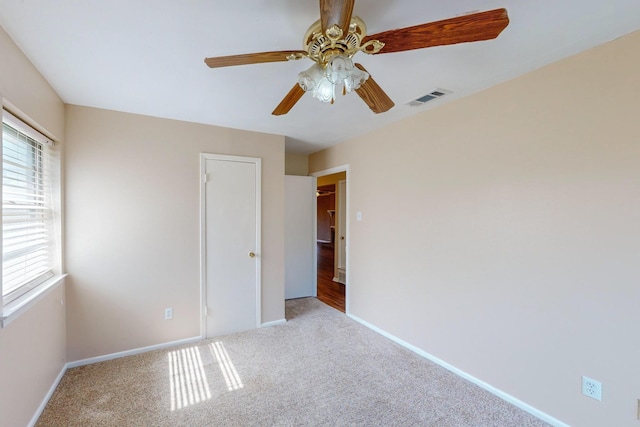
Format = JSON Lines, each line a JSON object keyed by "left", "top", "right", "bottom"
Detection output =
{"left": 204, "top": 305, "right": 208, "bottom": 316}
{"left": 203, "top": 173, "right": 208, "bottom": 184}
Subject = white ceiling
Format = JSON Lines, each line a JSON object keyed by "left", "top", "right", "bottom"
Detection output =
{"left": 1, "top": 1, "right": 639, "bottom": 153}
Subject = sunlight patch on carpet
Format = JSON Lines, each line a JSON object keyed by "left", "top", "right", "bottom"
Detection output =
{"left": 210, "top": 341, "right": 244, "bottom": 391}
{"left": 168, "top": 346, "right": 212, "bottom": 411}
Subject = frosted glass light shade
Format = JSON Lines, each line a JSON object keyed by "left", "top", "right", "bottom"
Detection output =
{"left": 314, "top": 77, "right": 335, "bottom": 103}
{"left": 326, "top": 55, "right": 352, "bottom": 84}
{"left": 297, "top": 55, "right": 369, "bottom": 104}
{"left": 344, "top": 66, "right": 368, "bottom": 94}
{"left": 298, "top": 63, "right": 324, "bottom": 92}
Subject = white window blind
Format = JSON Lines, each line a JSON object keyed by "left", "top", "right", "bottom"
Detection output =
{"left": 2, "top": 111, "right": 54, "bottom": 304}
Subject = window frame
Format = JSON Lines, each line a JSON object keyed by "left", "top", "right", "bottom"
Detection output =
{"left": 0, "top": 108, "right": 65, "bottom": 327}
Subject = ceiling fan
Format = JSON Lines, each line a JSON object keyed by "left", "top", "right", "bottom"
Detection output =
{"left": 204, "top": 1, "right": 509, "bottom": 116}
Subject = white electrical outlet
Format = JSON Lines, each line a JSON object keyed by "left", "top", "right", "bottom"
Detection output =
{"left": 582, "top": 376, "right": 602, "bottom": 401}
{"left": 164, "top": 308, "right": 173, "bottom": 320}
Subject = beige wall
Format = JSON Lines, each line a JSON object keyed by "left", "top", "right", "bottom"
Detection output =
{"left": 309, "top": 30, "right": 640, "bottom": 427}
{"left": 65, "top": 105, "right": 285, "bottom": 361}
{"left": 0, "top": 286, "right": 66, "bottom": 427}
{"left": 0, "top": 28, "right": 64, "bottom": 140}
{"left": 285, "top": 152, "right": 309, "bottom": 176}
{"left": 0, "top": 26, "right": 67, "bottom": 427}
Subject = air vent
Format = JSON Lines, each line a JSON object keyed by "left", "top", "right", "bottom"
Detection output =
{"left": 409, "top": 89, "right": 451, "bottom": 106}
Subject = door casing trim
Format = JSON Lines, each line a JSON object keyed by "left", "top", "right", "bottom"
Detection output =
{"left": 310, "top": 164, "right": 350, "bottom": 314}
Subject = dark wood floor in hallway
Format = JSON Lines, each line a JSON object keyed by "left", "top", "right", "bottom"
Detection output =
{"left": 317, "top": 242, "right": 345, "bottom": 312}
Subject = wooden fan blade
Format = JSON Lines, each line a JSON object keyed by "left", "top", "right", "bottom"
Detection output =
{"left": 354, "top": 64, "right": 394, "bottom": 114}
{"left": 272, "top": 84, "right": 306, "bottom": 116}
{"left": 363, "top": 8, "right": 509, "bottom": 54}
{"left": 320, "top": 0, "right": 355, "bottom": 34}
{"left": 205, "top": 50, "right": 307, "bottom": 68}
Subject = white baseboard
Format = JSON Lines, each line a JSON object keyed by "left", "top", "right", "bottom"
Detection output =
{"left": 261, "top": 319, "right": 286, "bottom": 328}
{"left": 28, "top": 363, "right": 67, "bottom": 427}
{"left": 67, "top": 336, "right": 202, "bottom": 368}
{"left": 347, "top": 313, "right": 569, "bottom": 427}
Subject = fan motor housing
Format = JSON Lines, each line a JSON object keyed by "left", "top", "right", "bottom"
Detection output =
{"left": 303, "top": 17, "right": 367, "bottom": 63}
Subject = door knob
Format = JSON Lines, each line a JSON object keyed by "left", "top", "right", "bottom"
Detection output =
{"left": 248, "top": 251, "right": 256, "bottom": 258}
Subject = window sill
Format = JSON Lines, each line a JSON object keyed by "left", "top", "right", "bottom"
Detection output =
{"left": 1, "top": 273, "right": 67, "bottom": 328}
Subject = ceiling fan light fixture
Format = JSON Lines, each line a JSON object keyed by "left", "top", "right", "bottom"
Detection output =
{"left": 297, "top": 54, "right": 369, "bottom": 104}
{"left": 205, "top": 6, "right": 510, "bottom": 116}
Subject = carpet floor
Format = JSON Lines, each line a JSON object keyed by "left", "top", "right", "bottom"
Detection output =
{"left": 37, "top": 297, "right": 550, "bottom": 426}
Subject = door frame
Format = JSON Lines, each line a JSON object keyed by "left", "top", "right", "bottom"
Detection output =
{"left": 336, "top": 179, "right": 347, "bottom": 283}
{"left": 199, "top": 153, "right": 262, "bottom": 338}
{"left": 310, "top": 164, "right": 350, "bottom": 314}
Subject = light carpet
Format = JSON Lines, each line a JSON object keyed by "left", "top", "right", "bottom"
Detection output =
{"left": 37, "top": 297, "right": 550, "bottom": 426}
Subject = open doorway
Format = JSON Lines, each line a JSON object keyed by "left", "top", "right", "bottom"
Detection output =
{"left": 314, "top": 170, "right": 347, "bottom": 312}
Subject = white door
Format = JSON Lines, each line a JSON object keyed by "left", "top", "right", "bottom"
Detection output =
{"left": 284, "top": 175, "right": 316, "bottom": 299}
{"left": 201, "top": 154, "right": 260, "bottom": 338}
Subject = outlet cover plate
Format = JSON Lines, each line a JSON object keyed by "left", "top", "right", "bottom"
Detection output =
{"left": 582, "top": 376, "right": 602, "bottom": 401}
{"left": 164, "top": 308, "right": 173, "bottom": 320}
